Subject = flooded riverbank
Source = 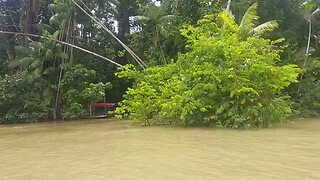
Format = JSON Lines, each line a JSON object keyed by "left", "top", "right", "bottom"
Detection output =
{"left": 0, "top": 118, "right": 319, "bottom": 179}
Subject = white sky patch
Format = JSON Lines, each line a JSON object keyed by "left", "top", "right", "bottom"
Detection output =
{"left": 152, "top": 0, "right": 161, "bottom": 7}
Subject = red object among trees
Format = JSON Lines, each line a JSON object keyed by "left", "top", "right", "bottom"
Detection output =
{"left": 89, "top": 102, "right": 117, "bottom": 117}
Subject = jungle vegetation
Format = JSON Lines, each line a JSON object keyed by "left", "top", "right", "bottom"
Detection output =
{"left": 0, "top": 0, "right": 319, "bottom": 128}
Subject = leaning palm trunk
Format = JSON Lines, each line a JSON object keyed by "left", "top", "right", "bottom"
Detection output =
{"left": 298, "top": 16, "right": 313, "bottom": 93}
{"left": 305, "top": 17, "right": 312, "bottom": 66}
{"left": 298, "top": 7, "right": 320, "bottom": 93}
{"left": 226, "top": 0, "right": 232, "bottom": 12}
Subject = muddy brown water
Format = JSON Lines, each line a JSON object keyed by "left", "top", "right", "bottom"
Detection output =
{"left": 0, "top": 118, "right": 319, "bottom": 180}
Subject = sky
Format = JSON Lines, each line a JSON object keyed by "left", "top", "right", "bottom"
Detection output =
{"left": 152, "top": 0, "right": 161, "bottom": 6}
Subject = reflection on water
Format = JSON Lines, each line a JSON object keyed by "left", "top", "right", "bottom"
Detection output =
{"left": 0, "top": 119, "right": 319, "bottom": 180}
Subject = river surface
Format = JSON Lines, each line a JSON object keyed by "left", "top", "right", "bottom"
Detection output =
{"left": 0, "top": 118, "right": 319, "bottom": 180}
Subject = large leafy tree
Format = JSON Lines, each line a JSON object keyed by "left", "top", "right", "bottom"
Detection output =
{"left": 116, "top": 8, "right": 300, "bottom": 128}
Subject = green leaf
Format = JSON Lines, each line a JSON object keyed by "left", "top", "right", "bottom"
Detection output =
{"left": 29, "top": 41, "right": 43, "bottom": 50}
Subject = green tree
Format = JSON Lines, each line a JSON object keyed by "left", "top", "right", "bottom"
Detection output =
{"left": 131, "top": 4, "right": 182, "bottom": 65}
{"left": 116, "top": 9, "right": 300, "bottom": 128}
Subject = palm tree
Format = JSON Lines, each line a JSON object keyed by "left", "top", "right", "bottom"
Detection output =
{"left": 131, "top": 6, "right": 179, "bottom": 64}
{"left": 220, "top": 3, "right": 279, "bottom": 40}
{"left": 49, "top": 0, "right": 76, "bottom": 119}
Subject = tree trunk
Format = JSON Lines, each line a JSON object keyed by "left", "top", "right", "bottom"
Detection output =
{"left": 21, "top": 0, "right": 40, "bottom": 33}
{"left": 21, "top": 0, "right": 40, "bottom": 44}
{"left": 118, "top": 12, "right": 130, "bottom": 41}
{"left": 68, "top": 14, "right": 75, "bottom": 66}
{"left": 116, "top": 0, "right": 131, "bottom": 65}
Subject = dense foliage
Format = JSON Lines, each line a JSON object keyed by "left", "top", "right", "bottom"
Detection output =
{"left": 61, "top": 65, "right": 112, "bottom": 119}
{"left": 0, "top": 72, "right": 47, "bottom": 123}
{"left": 0, "top": 0, "right": 319, "bottom": 127}
{"left": 116, "top": 12, "right": 300, "bottom": 128}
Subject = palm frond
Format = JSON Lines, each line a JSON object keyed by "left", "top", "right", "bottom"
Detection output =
{"left": 43, "top": 67, "right": 57, "bottom": 75}
{"left": 18, "top": 57, "right": 35, "bottom": 68}
{"left": 49, "top": 14, "right": 63, "bottom": 26}
{"left": 45, "top": 49, "right": 54, "bottom": 59}
{"left": 37, "top": 24, "right": 55, "bottom": 34}
{"left": 219, "top": 10, "right": 238, "bottom": 32}
{"left": 14, "top": 46, "right": 31, "bottom": 56}
{"left": 159, "top": 15, "right": 178, "bottom": 35}
{"left": 249, "top": 20, "right": 279, "bottom": 37}
{"left": 48, "top": 4, "right": 59, "bottom": 13}
{"left": 131, "top": 16, "right": 150, "bottom": 24}
{"left": 30, "top": 59, "right": 41, "bottom": 69}
{"left": 238, "top": 3, "right": 259, "bottom": 39}
{"left": 159, "top": 15, "right": 177, "bottom": 22}
{"left": 29, "top": 41, "right": 43, "bottom": 50}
